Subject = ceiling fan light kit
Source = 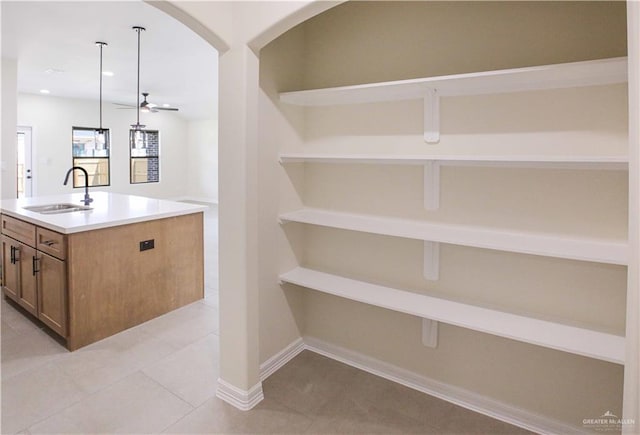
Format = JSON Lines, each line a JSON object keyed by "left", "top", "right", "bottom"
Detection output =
{"left": 139, "top": 92, "right": 179, "bottom": 113}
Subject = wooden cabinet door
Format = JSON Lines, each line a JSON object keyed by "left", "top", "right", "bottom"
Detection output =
{"left": 16, "top": 242, "right": 37, "bottom": 316}
{"left": 37, "top": 252, "right": 67, "bottom": 336}
{"left": 2, "top": 235, "right": 20, "bottom": 302}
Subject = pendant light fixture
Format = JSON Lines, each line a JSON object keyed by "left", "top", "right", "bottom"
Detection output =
{"left": 95, "top": 41, "right": 107, "bottom": 146}
{"left": 131, "top": 26, "right": 146, "bottom": 131}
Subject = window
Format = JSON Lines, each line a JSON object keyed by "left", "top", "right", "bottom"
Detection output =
{"left": 72, "top": 127, "right": 110, "bottom": 187}
{"left": 130, "top": 129, "right": 159, "bottom": 184}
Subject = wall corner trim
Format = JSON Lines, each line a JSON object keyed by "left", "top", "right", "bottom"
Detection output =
{"left": 260, "top": 336, "right": 584, "bottom": 434}
{"left": 215, "top": 378, "right": 264, "bottom": 411}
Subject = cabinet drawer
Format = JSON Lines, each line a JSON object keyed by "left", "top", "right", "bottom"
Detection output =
{"left": 1, "top": 215, "right": 36, "bottom": 246}
{"left": 37, "top": 227, "right": 67, "bottom": 260}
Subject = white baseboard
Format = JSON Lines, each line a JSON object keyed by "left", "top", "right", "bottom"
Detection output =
{"left": 259, "top": 336, "right": 583, "bottom": 435}
{"left": 259, "top": 337, "right": 305, "bottom": 381}
{"left": 215, "top": 378, "right": 264, "bottom": 411}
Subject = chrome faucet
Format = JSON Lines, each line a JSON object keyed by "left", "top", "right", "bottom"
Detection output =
{"left": 63, "top": 166, "right": 93, "bottom": 206}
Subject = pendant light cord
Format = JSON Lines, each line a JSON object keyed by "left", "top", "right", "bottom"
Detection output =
{"left": 133, "top": 26, "right": 146, "bottom": 128}
{"left": 95, "top": 41, "right": 107, "bottom": 132}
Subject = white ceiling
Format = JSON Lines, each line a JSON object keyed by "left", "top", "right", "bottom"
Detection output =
{"left": 2, "top": 1, "right": 218, "bottom": 121}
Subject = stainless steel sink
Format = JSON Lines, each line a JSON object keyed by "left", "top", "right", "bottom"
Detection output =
{"left": 23, "top": 203, "right": 93, "bottom": 214}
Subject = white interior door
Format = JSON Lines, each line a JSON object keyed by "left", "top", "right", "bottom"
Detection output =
{"left": 16, "top": 126, "right": 33, "bottom": 198}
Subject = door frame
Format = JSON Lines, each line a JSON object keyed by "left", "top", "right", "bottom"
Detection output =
{"left": 16, "top": 126, "right": 34, "bottom": 198}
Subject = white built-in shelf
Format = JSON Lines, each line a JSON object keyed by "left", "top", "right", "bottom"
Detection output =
{"left": 280, "top": 57, "right": 628, "bottom": 106}
{"left": 279, "top": 153, "right": 628, "bottom": 170}
{"left": 279, "top": 267, "right": 625, "bottom": 364}
{"left": 280, "top": 57, "right": 627, "bottom": 143}
{"left": 279, "top": 208, "right": 628, "bottom": 265}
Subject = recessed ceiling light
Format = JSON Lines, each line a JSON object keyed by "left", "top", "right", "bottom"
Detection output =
{"left": 40, "top": 89, "right": 50, "bottom": 94}
{"left": 102, "top": 71, "right": 114, "bottom": 77}
{"left": 162, "top": 103, "right": 170, "bottom": 108}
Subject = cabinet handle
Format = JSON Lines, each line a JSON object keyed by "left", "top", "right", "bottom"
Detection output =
{"left": 10, "top": 246, "right": 15, "bottom": 264}
{"left": 42, "top": 240, "right": 55, "bottom": 247}
{"left": 32, "top": 256, "right": 40, "bottom": 275}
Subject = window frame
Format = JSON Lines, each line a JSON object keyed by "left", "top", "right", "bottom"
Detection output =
{"left": 129, "top": 129, "right": 160, "bottom": 184}
{"left": 71, "top": 126, "right": 111, "bottom": 188}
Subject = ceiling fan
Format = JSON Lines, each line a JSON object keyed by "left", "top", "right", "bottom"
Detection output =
{"left": 115, "top": 92, "right": 179, "bottom": 113}
{"left": 141, "top": 93, "right": 178, "bottom": 112}
{"left": 114, "top": 26, "right": 179, "bottom": 121}
{"left": 129, "top": 92, "right": 179, "bottom": 113}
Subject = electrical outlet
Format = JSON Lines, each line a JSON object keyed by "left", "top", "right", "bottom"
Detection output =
{"left": 139, "top": 239, "right": 154, "bottom": 251}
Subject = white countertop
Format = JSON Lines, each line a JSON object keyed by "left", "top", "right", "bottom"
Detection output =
{"left": 0, "top": 192, "right": 208, "bottom": 234}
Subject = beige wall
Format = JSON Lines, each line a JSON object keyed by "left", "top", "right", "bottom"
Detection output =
{"left": 258, "top": 23, "right": 308, "bottom": 361}
{"left": 187, "top": 119, "right": 219, "bottom": 203}
{"left": 301, "top": 1, "right": 627, "bottom": 89}
{"left": 263, "top": 0, "right": 628, "bottom": 427}
{"left": 1, "top": 58, "right": 18, "bottom": 199}
{"left": 624, "top": 2, "right": 640, "bottom": 426}
{"left": 301, "top": 85, "right": 628, "bottom": 157}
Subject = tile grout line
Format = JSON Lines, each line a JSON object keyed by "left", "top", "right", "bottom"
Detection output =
{"left": 136, "top": 371, "right": 202, "bottom": 434}
{"left": 8, "top": 328, "right": 185, "bottom": 432}
{"left": 140, "top": 331, "right": 221, "bottom": 408}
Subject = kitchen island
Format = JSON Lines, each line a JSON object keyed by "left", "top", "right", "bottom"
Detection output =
{"left": 1, "top": 192, "right": 206, "bottom": 350}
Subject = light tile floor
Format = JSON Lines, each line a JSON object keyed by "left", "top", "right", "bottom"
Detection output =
{"left": 1, "top": 204, "right": 530, "bottom": 434}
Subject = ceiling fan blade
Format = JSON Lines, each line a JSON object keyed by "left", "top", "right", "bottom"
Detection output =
{"left": 116, "top": 107, "right": 137, "bottom": 110}
{"left": 140, "top": 92, "right": 180, "bottom": 112}
{"left": 113, "top": 102, "right": 136, "bottom": 107}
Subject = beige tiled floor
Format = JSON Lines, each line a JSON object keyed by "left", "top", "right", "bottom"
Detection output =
{"left": 1, "top": 204, "right": 530, "bottom": 434}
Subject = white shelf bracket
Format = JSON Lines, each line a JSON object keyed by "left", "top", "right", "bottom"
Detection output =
{"left": 423, "top": 240, "right": 440, "bottom": 281}
{"left": 422, "top": 318, "right": 439, "bottom": 348}
{"left": 423, "top": 161, "right": 440, "bottom": 210}
{"left": 423, "top": 88, "right": 440, "bottom": 144}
